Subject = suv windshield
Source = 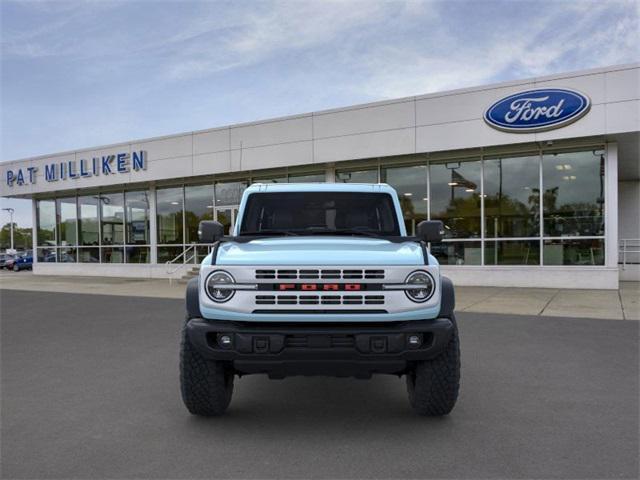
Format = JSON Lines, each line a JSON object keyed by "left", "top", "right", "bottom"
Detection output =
{"left": 239, "top": 192, "right": 401, "bottom": 237}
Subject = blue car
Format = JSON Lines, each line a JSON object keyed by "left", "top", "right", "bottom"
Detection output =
{"left": 180, "top": 183, "right": 459, "bottom": 416}
{"left": 10, "top": 251, "right": 33, "bottom": 271}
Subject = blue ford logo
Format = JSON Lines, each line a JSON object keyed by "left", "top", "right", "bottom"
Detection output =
{"left": 484, "top": 88, "right": 591, "bottom": 132}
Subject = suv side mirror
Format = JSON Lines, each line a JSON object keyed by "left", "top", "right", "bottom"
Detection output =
{"left": 416, "top": 220, "right": 445, "bottom": 243}
{"left": 198, "top": 221, "right": 225, "bottom": 243}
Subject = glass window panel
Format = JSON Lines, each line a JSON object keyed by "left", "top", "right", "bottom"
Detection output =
{"left": 542, "top": 150, "right": 605, "bottom": 237}
{"left": 484, "top": 155, "right": 540, "bottom": 238}
{"left": 58, "top": 247, "right": 76, "bottom": 263}
{"left": 101, "top": 246, "right": 124, "bottom": 263}
{"left": 185, "top": 184, "right": 214, "bottom": 244}
{"left": 252, "top": 174, "right": 287, "bottom": 183}
{"left": 288, "top": 172, "right": 325, "bottom": 183}
{"left": 125, "top": 191, "right": 150, "bottom": 245}
{"left": 36, "top": 200, "right": 56, "bottom": 246}
{"left": 77, "top": 247, "right": 100, "bottom": 263}
{"left": 215, "top": 181, "right": 247, "bottom": 206}
{"left": 431, "top": 241, "right": 482, "bottom": 265}
{"left": 383, "top": 165, "right": 428, "bottom": 235}
{"left": 56, "top": 197, "right": 77, "bottom": 246}
{"left": 484, "top": 240, "right": 540, "bottom": 265}
{"left": 100, "top": 193, "right": 124, "bottom": 245}
{"left": 78, "top": 195, "right": 99, "bottom": 246}
{"left": 430, "top": 160, "right": 481, "bottom": 238}
{"left": 156, "top": 187, "right": 184, "bottom": 244}
{"left": 37, "top": 247, "right": 56, "bottom": 262}
{"left": 157, "top": 246, "right": 184, "bottom": 264}
{"left": 336, "top": 169, "right": 378, "bottom": 183}
{"left": 544, "top": 238, "right": 604, "bottom": 265}
{"left": 125, "top": 246, "right": 150, "bottom": 263}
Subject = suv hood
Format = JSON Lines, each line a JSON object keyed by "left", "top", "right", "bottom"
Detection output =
{"left": 214, "top": 237, "right": 425, "bottom": 266}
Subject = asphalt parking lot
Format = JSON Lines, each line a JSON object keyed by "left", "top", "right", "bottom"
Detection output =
{"left": 1, "top": 290, "right": 638, "bottom": 479}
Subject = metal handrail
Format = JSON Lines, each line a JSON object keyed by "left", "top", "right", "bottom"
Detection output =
{"left": 166, "top": 244, "right": 199, "bottom": 281}
{"left": 619, "top": 238, "right": 640, "bottom": 270}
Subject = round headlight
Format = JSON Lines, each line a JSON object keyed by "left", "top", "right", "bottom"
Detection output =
{"left": 405, "top": 271, "right": 435, "bottom": 303}
{"left": 206, "top": 270, "right": 235, "bottom": 303}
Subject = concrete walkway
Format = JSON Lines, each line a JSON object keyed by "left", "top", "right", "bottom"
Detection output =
{"left": 1, "top": 271, "right": 638, "bottom": 320}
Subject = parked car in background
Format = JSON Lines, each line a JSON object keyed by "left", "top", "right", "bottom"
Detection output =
{"left": 8, "top": 251, "right": 33, "bottom": 271}
{"left": 0, "top": 253, "right": 15, "bottom": 269}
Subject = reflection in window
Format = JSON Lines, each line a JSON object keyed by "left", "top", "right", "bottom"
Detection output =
{"left": 100, "top": 193, "right": 124, "bottom": 245}
{"left": 252, "top": 175, "right": 287, "bottom": 183}
{"left": 125, "top": 191, "right": 150, "bottom": 245}
{"left": 484, "top": 240, "right": 540, "bottom": 265}
{"left": 185, "top": 184, "right": 214, "bottom": 243}
{"left": 101, "top": 246, "right": 124, "bottom": 263}
{"left": 215, "top": 181, "right": 247, "bottom": 206}
{"left": 484, "top": 155, "right": 540, "bottom": 238}
{"left": 58, "top": 247, "right": 76, "bottom": 263}
{"left": 157, "top": 187, "right": 184, "bottom": 244}
{"left": 56, "top": 197, "right": 77, "bottom": 246}
{"left": 336, "top": 169, "right": 378, "bottom": 183}
{"left": 37, "top": 200, "right": 56, "bottom": 246}
{"left": 288, "top": 172, "right": 325, "bottom": 183}
{"left": 78, "top": 196, "right": 99, "bottom": 246}
{"left": 126, "top": 246, "right": 150, "bottom": 263}
{"left": 383, "top": 165, "right": 427, "bottom": 235}
{"left": 77, "top": 247, "right": 99, "bottom": 263}
{"left": 157, "top": 246, "right": 183, "bottom": 264}
{"left": 431, "top": 241, "right": 481, "bottom": 265}
{"left": 544, "top": 238, "right": 604, "bottom": 265}
{"left": 542, "top": 150, "right": 605, "bottom": 237}
{"left": 430, "top": 160, "right": 481, "bottom": 238}
{"left": 37, "top": 246, "right": 56, "bottom": 262}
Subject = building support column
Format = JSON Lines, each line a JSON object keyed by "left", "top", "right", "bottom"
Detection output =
{"left": 605, "top": 142, "right": 619, "bottom": 274}
{"left": 325, "top": 163, "right": 336, "bottom": 183}
{"left": 31, "top": 198, "right": 37, "bottom": 267}
{"left": 149, "top": 185, "right": 158, "bottom": 264}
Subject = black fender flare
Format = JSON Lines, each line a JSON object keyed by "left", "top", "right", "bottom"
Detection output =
{"left": 438, "top": 276, "right": 455, "bottom": 319}
{"left": 186, "top": 276, "right": 202, "bottom": 319}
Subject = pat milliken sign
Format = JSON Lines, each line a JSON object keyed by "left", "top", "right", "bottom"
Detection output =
{"left": 5, "top": 150, "right": 147, "bottom": 187}
{"left": 484, "top": 88, "right": 591, "bottom": 133}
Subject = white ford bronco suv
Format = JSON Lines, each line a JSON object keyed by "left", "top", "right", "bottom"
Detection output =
{"left": 181, "top": 183, "right": 460, "bottom": 416}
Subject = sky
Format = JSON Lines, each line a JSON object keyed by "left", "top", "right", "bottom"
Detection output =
{"left": 1, "top": 0, "right": 639, "bottom": 227}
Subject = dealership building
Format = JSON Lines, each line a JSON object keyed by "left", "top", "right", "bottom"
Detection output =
{"left": 1, "top": 63, "right": 638, "bottom": 289}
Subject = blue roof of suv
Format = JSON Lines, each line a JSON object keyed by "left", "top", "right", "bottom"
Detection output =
{"left": 244, "top": 182, "right": 398, "bottom": 194}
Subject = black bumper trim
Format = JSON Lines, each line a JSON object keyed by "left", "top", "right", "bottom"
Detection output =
{"left": 186, "top": 317, "right": 454, "bottom": 378}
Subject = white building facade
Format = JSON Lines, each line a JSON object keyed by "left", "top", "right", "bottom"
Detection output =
{"left": 2, "top": 63, "right": 639, "bottom": 289}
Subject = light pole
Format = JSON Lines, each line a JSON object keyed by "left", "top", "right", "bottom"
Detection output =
{"left": 2, "top": 207, "right": 15, "bottom": 251}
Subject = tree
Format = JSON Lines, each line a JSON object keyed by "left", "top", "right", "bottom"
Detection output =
{"left": 0, "top": 223, "right": 32, "bottom": 251}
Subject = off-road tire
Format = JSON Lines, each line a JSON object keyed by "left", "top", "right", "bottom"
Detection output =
{"left": 180, "top": 317, "right": 234, "bottom": 416}
{"left": 406, "top": 318, "right": 460, "bottom": 416}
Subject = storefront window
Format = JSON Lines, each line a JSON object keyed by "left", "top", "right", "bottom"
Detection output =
{"left": 126, "top": 246, "right": 150, "bottom": 263}
{"left": 185, "top": 184, "right": 214, "bottom": 244}
{"left": 543, "top": 238, "right": 604, "bottom": 265}
{"left": 431, "top": 241, "right": 481, "bottom": 265}
{"left": 58, "top": 246, "right": 76, "bottom": 263}
{"left": 36, "top": 199, "right": 56, "bottom": 246}
{"left": 430, "top": 159, "right": 481, "bottom": 238}
{"left": 336, "top": 169, "right": 378, "bottom": 183}
{"left": 77, "top": 247, "right": 99, "bottom": 263}
{"left": 78, "top": 195, "right": 99, "bottom": 246}
{"left": 125, "top": 191, "right": 150, "bottom": 245}
{"left": 100, "top": 193, "right": 124, "bottom": 245}
{"left": 484, "top": 240, "right": 540, "bottom": 265}
{"left": 288, "top": 172, "right": 325, "bottom": 183}
{"left": 542, "top": 150, "right": 605, "bottom": 237}
{"left": 484, "top": 155, "right": 540, "bottom": 238}
{"left": 157, "top": 187, "right": 184, "bottom": 244}
{"left": 101, "top": 246, "right": 124, "bottom": 263}
{"left": 56, "top": 197, "right": 77, "bottom": 247}
{"left": 215, "top": 181, "right": 247, "bottom": 206}
{"left": 157, "top": 246, "right": 183, "bottom": 264}
{"left": 383, "top": 165, "right": 428, "bottom": 235}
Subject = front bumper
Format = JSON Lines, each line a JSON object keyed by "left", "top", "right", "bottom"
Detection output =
{"left": 186, "top": 317, "right": 454, "bottom": 378}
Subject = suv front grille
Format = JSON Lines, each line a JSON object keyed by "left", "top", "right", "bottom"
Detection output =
{"left": 255, "top": 294, "right": 385, "bottom": 306}
{"left": 255, "top": 269, "right": 385, "bottom": 280}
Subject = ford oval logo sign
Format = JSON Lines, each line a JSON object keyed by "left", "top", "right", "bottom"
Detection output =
{"left": 484, "top": 88, "right": 591, "bottom": 133}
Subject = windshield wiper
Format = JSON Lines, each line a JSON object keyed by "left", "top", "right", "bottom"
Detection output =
{"left": 238, "top": 230, "right": 300, "bottom": 236}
